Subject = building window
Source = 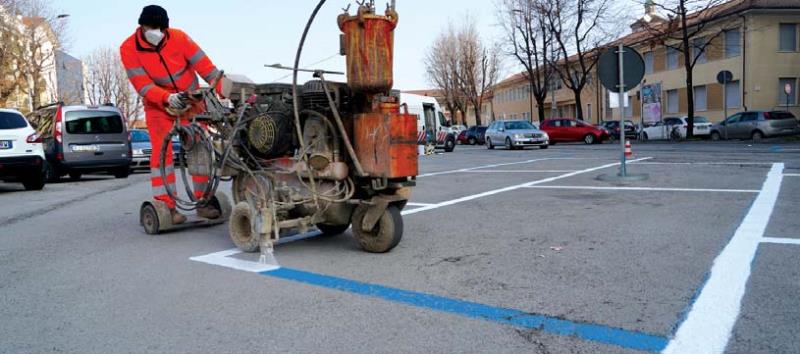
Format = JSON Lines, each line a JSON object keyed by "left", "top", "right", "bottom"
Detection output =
{"left": 725, "top": 80, "right": 741, "bottom": 108}
{"left": 779, "top": 23, "right": 797, "bottom": 52}
{"left": 724, "top": 28, "right": 741, "bottom": 58}
{"left": 778, "top": 78, "right": 797, "bottom": 106}
{"left": 694, "top": 85, "right": 707, "bottom": 111}
{"left": 644, "top": 51, "right": 654, "bottom": 74}
{"left": 692, "top": 37, "right": 707, "bottom": 64}
{"left": 667, "top": 89, "right": 679, "bottom": 113}
{"left": 666, "top": 46, "right": 679, "bottom": 70}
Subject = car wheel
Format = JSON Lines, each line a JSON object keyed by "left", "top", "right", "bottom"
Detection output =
{"left": 68, "top": 172, "right": 82, "bottom": 181}
{"left": 505, "top": 137, "right": 513, "bottom": 150}
{"left": 22, "top": 173, "right": 45, "bottom": 191}
{"left": 444, "top": 138, "right": 455, "bottom": 152}
{"left": 642, "top": 132, "right": 649, "bottom": 141}
{"left": 711, "top": 131, "right": 721, "bottom": 141}
{"left": 583, "top": 134, "right": 595, "bottom": 145}
{"left": 487, "top": 138, "right": 494, "bottom": 149}
{"left": 539, "top": 145, "right": 549, "bottom": 149}
{"left": 468, "top": 137, "right": 476, "bottom": 145}
{"left": 751, "top": 131, "right": 764, "bottom": 142}
{"left": 113, "top": 166, "right": 131, "bottom": 179}
{"left": 43, "top": 161, "right": 59, "bottom": 182}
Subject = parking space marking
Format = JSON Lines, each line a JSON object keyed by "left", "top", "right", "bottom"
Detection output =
{"left": 190, "top": 249, "right": 280, "bottom": 273}
{"left": 630, "top": 162, "right": 775, "bottom": 166}
{"left": 783, "top": 173, "right": 800, "bottom": 177}
{"left": 416, "top": 157, "right": 608, "bottom": 178}
{"left": 403, "top": 157, "right": 652, "bottom": 216}
{"left": 405, "top": 202, "right": 435, "bottom": 207}
{"left": 761, "top": 237, "right": 800, "bottom": 245}
{"left": 523, "top": 185, "right": 760, "bottom": 193}
{"left": 663, "top": 163, "right": 784, "bottom": 354}
{"left": 463, "top": 169, "right": 577, "bottom": 173}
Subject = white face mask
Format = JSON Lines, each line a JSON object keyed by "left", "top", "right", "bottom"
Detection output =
{"left": 144, "top": 29, "right": 164, "bottom": 46}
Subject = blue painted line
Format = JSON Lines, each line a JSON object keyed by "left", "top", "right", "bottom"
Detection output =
{"left": 260, "top": 267, "right": 668, "bottom": 352}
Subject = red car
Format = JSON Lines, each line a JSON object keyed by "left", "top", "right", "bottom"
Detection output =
{"left": 540, "top": 119, "right": 609, "bottom": 145}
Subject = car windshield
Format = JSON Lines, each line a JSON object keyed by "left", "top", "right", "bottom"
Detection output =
{"left": 505, "top": 121, "right": 535, "bottom": 130}
{"left": 131, "top": 130, "right": 150, "bottom": 142}
{"left": 0, "top": 111, "right": 27, "bottom": 130}
{"left": 692, "top": 117, "right": 710, "bottom": 123}
{"left": 65, "top": 110, "right": 124, "bottom": 134}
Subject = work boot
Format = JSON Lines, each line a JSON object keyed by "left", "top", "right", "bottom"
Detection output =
{"left": 171, "top": 209, "right": 187, "bottom": 225}
{"left": 196, "top": 205, "right": 220, "bottom": 219}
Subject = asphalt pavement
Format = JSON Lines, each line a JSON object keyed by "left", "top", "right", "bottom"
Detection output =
{"left": 1, "top": 140, "right": 798, "bottom": 353}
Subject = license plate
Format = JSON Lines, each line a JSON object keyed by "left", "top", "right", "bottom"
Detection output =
{"left": 0, "top": 140, "right": 11, "bottom": 149}
{"left": 72, "top": 145, "right": 99, "bottom": 152}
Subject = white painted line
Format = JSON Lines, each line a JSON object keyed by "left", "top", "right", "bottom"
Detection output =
{"left": 663, "top": 163, "right": 784, "bottom": 354}
{"left": 630, "top": 162, "right": 774, "bottom": 166}
{"left": 416, "top": 157, "right": 608, "bottom": 178}
{"left": 190, "top": 248, "right": 279, "bottom": 273}
{"left": 405, "top": 202, "right": 435, "bottom": 207}
{"left": 783, "top": 173, "right": 800, "bottom": 177}
{"left": 463, "top": 170, "right": 577, "bottom": 173}
{"left": 523, "top": 185, "right": 760, "bottom": 193}
{"left": 761, "top": 237, "right": 800, "bottom": 245}
{"left": 402, "top": 157, "right": 652, "bottom": 216}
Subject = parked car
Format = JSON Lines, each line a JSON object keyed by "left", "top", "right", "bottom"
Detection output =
{"left": 485, "top": 120, "right": 549, "bottom": 150}
{"left": 448, "top": 124, "right": 467, "bottom": 136}
{"left": 26, "top": 103, "right": 132, "bottom": 181}
{"left": 641, "top": 116, "right": 712, "bottom": 140}
{"left": 600, "top": 120, "right": 637, "bottom": 140}
{"left": 458, "top": 125, "right": 487, "bottom": 145}
{"left": 0, "top": 108, "right": 46, "bottom": 190}
{"left": 711, "top": 111, "right": 799, "bottom": 141}
{"left": 130, "top": 129, "right": 152, "bottom": 170}
{"left": 541, "top": 118, "right": 609, "bottom": 145}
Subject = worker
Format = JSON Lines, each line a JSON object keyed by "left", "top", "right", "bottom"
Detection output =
{"left": 120, "top": 5, "right": 223, "bottom": 224}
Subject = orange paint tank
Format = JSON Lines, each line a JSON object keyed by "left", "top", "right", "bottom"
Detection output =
{"left": 353, "top": 103, "right": 418, "bottom": 179}
{"left": 338, "top": 9, "right": 398, "bottom": 94}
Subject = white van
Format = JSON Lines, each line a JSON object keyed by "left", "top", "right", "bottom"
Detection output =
{"left": 399, "top": 93, "right": 456, "bottom": 152}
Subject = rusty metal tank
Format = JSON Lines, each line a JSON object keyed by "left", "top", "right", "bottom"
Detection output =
{"left": 353, "top": 102, "right": 418, "bottom": 178}
{"left": 338, "top": 7, "right": 398, "bottom": 94}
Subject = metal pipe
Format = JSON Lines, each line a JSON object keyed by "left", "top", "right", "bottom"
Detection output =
{"left": 317, "top": 74, "right": 367, "bottom": 177}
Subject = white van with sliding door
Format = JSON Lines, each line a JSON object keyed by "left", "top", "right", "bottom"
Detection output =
{"left": 399, "top": 93, "right": 456, "bottom": 152}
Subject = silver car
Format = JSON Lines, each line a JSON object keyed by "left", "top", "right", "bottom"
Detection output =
{"left": 485, "top": 120, "right": 550, "bottom": 150}
{"left": 711, "top": 111, "right": 799, "bottom": 141}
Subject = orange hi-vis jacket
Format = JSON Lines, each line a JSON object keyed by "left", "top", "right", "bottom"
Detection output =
{"left": 120, "top": 27, "right": 220, "bottom": 115}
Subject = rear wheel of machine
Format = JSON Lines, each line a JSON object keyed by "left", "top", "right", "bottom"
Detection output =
{"left": 351, "top": 205, "right": 403, "bottom": 253}
{"left": 316, "top": 223, "right": 350, "bottom": 237}
{"left": 140, "top": 204, "right": 160, "bottom": 235}
{"left": 229, "top": 202, "right": 260, "bottom": 252}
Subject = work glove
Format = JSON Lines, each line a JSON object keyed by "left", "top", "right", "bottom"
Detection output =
{"left": 167, "top": 93, "right": 188, "bottom": 110}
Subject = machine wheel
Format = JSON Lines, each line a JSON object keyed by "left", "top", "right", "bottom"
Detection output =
{"left": 316, "top": 223, "right": 350, "bottom": 237}
{"left": 68, "top": 172, "right": 82, "bottom": 181}
{"left": 140, "top": 202, "right": 169, "bottom": 235}
{"left": 351, "top": 205, "right": 403, "bottom": 253}
{"left": 583, "top": 134, "right": 595, "bottom": 145}
{"left": 486, "top": 138, "right": 494, "bottom": 149}
{"left": 444, "top": 138, "right": 455, "bottom": 152}
{"left": 229, "top": 202, "right": 260, "bottom": 252}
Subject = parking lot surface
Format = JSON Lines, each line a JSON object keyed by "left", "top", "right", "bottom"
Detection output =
{"left": 1, "top": 141, "right": 799, "bottom": 353}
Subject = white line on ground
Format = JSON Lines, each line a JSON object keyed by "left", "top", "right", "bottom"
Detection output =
{"left": 523, "top": 185, "right": 760, "bottom": 193}
{"left": 630, "top": 162, "right": 775, "bottom": 166}
{"left": 190, "top": 248, "right": 280, "bottom": 273}
{"left": 783, "top": 173, "right": 800, "bottom": 177}
{"left": 462, "top": 170, "right": 577, "bottom": 173}
{"left": 761, "top": 237, "right": 800, "bottom": 245}
{"left": 402, "top": 157, "right": 652, "bottom": 216}
{"left": 663, "top": 163, "right": 784, "bottom": 354}
{"left": 416, "top": 157, "right": 607, "bottom": 178}
{"left": 405, "top": 202, "right": 436, "bottom": 207}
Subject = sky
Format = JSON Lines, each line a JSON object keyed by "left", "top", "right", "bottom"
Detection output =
{"left": 56, "top": 0, "right": 507, "bottom": 91}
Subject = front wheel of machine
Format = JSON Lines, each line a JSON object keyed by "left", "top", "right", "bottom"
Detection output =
{"left": 229, "top": 202, "right": 260, "bottom": 252}
{"left": 317, "top": 223, "right": 350, "bottom": 237}
{"left": 140, "top": 203, "right": 161, "bottom": 235}
{"left": 351, "top": 205, "right": 403, "bottom": 253}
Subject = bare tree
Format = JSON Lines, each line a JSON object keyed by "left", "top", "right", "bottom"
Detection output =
{"left": 0, "top": 4, "right": 31, "bottom": 110}
{"left": 425, "top": 24, "right": 466, "bottom": 124}
{"left": 84, "top": 47, "right": 142, "bottom": 126}
{"left": 498, "top": 0, "right": 553, "bottom": 123}
{"left": 544, "top": 0, "right": 615, "bottom": 120}
{"left": 456, "top": 18, "right": 501, "bottom": 126}
{"left": 643, "top": 0, "right": 730, "bottom": 138}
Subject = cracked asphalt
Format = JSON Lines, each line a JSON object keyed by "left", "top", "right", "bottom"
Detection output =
{"left": 1, "top": 140, "right": 798, "bottom": 353}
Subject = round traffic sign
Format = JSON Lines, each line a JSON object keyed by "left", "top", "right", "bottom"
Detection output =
{"left": 598, "top": 45, "right": 645, "bottom": 93}
{"left": 716, "top": 70, "right": 733, "bottom": 84}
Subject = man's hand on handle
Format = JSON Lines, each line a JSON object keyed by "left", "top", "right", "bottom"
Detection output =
{"left": 167, "top": 93, "right": 188, "bottom": 110}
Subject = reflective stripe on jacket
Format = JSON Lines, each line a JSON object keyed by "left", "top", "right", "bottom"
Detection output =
{"left": 119, "top": 27, "right": 220, "bottom": 111}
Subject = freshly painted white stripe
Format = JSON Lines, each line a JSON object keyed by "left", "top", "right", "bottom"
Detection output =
{"left": 663, "top": 163, "right": 784, "bottom": 354}
{"left": 463, "top": 170, "right": 577, "bottom": 173}
{"left": 190, "top": 248, "right": 280, "bottom": 273}
{"left": 416, "top": 157, "right": 608, "bottom": 178}
{"left": 403, "top": 157, "right": 652, "bottom": 216}
{"left": 761, "top": 237, "right": 800, "bottom": 245}
{"left": 523, "top": 185, "right": 759, "bottom": 193}
{"left": 405, "top": 202, "right": 435, "bottom": 207}
{"left": 630, "top": 162, "right": 774, "bottom": 166}
{"left": 783, "top": 173, "right": 800, "bottom": 177}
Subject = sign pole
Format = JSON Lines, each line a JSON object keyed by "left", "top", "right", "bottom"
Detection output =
{"left": 723, "top": 77, "right": 727, "bottom": 122}
{"left": 617, "top": 44, "right": 627, "bottom": 177}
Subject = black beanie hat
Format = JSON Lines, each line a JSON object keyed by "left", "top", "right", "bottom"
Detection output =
{"left": 138, "top": 5, "right": 169, "bottom": 29}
